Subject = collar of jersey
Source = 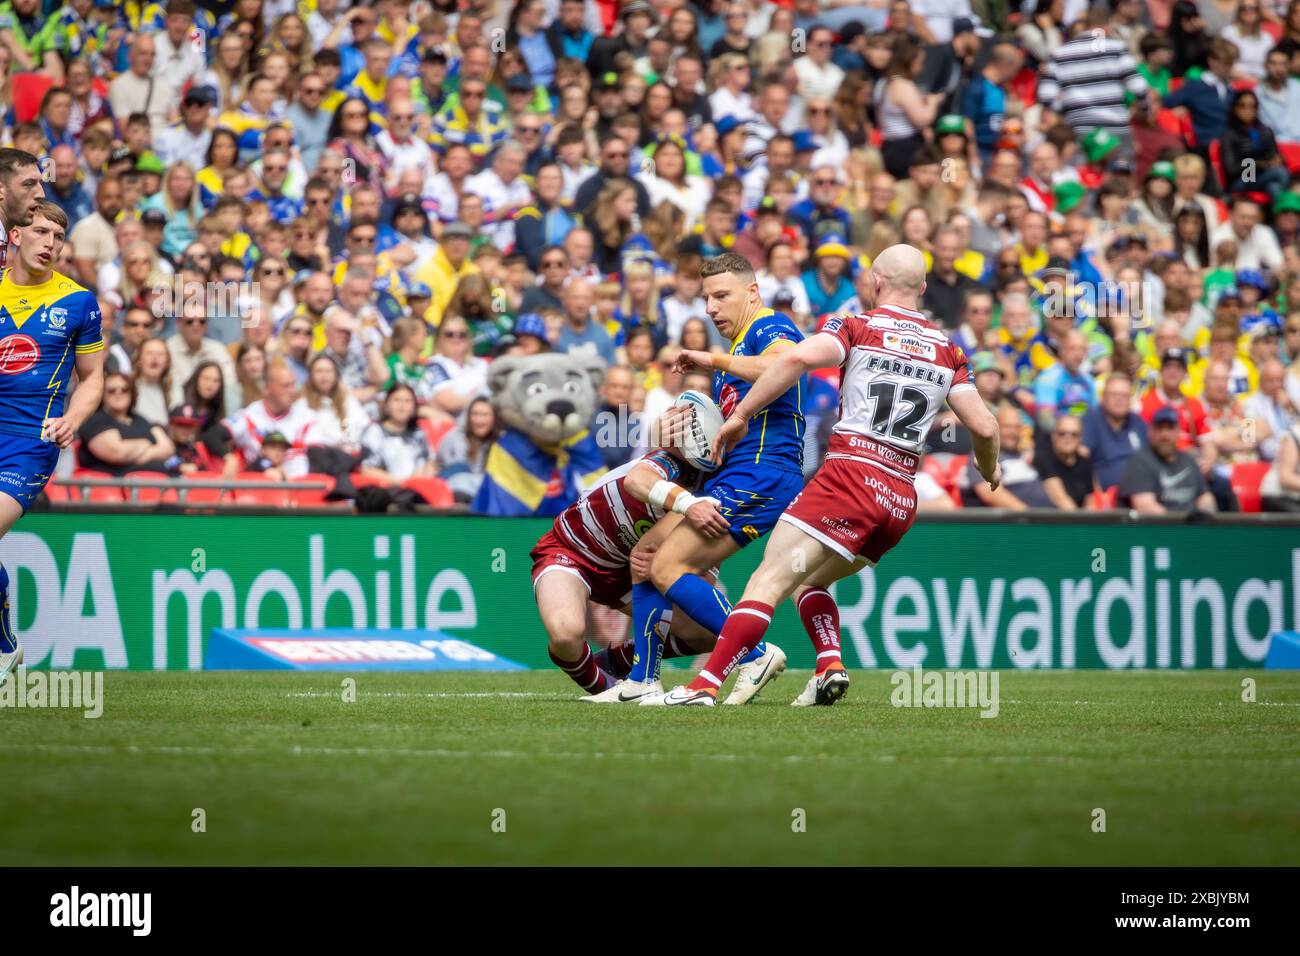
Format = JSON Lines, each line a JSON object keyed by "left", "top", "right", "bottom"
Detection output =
{"left": 729, "top": 306, "right": 775, "bottom": 353}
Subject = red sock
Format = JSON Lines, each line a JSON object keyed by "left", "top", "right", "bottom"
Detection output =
{"left": 798, "top": 587, "right": 843, "bottom": 675}
{"left": 687, "top": 601, "right": 773, "bottom": 693}
{"left": 550, "top": 645, "right": 614, "bottom": 693}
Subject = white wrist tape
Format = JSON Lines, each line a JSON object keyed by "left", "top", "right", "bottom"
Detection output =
{"left": 672, "top": 492, "right": 703, "bottom": 514}
{"left": 648, "top": 480, "right": 678, "bottom": 511}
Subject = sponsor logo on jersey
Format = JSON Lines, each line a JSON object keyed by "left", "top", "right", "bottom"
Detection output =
{"left": 741, "top": 524, "right": 760, "bottom": 540}
{"left": 718, "top": 381, "right": 739, "bottom": 418}
{"left": 882, "top": 331, "right": 936, "bottom": 359}
{"left": 0, "top": 333, "right": 40, "bottom": 374}
{"left": 821, "top": 316, "right": 844, "bottom": 335}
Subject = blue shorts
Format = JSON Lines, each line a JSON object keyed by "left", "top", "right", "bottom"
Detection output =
{"left": 702, "top": 461, "right": 804, "bottom": 548}
{"left": 0, "top": 433, "right": 59, "bottom": 512}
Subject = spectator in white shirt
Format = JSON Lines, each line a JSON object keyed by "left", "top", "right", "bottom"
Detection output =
{"left": 793, "top": 26, "right": 846, "bottom": 101}
{"left": 1257, "top": 48, "right": 1300, "bottom": 143}
{"left": 708, "top": 52, "right": 755, "bottom": 122}
{"left": 1210, "top": 196, "right": 1284, "bottom": 272}
{"left": 300, "top": 353, "right": 370, "bottom": 455}
{"left": 464, "top": 140, "right": 533, "bottom": 251}
{"left": 1242, "top": 359, "right": 1298, "bottom": 461}
{"left": 152, "top": 0, "right": 208, "bottom": 122}
{"left": 1222, "top": 1, "right": 1275, "bottom": 80}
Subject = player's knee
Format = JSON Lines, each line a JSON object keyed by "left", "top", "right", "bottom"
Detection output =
{"left": 546, "top": 629, "right": 586, "bottom": 661}
{"left": 648, "top": 555, "right": 681, "bottom": 594}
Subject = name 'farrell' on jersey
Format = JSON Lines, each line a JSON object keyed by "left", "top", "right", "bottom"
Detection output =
{"left": 820, "top": 304, "right": 976, "bottom": 479}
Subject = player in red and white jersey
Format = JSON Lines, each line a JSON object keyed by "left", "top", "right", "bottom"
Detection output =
{"left": 533, "top": 445, "right": 748, "bottom": 699}
{"left": 222, "top": 361, "right": 318, "bottom": 479}
{"left": 644, "top": 245, "right": 1001, "bottom": 708}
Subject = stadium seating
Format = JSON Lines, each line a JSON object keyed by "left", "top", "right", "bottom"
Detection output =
{"left": 1230, "top": 461, "right": 1271, "bottom": 514}
{"left": 180, "top": 471, "right": 228, "bottom": 504}
{"left": 403, "top": 476, "right": 454, "bottom": 507}
{"left": 70, "top": 470, "right": 126, "bottom": 503}
{"left": 123, "top": 471, "right": 177, "bottom": 504}
{"left": 232, "top": 472, "right": 293, "bottom": 506}
{"left": 418, "top": 417, "right": 456, "bottom": 450}
{"left": 1091, "top": 486, "right": 1120, "bottom": 510}
{"left": 288, "top": 474, "right": 339, "bottom": 507}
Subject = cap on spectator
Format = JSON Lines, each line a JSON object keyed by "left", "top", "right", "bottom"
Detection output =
{"left": 506, "top": 74, "right": 534, "bottom": 93}
{"left": 406, "top": 281, "right": 433, "bottom": 299}
{"left": 1148, "top": 160, "right": 1176, "bottom": 182}
{"left": 1082, "top": 128, "right": 1120, "bottom": 164}
{"left": 93, "top": 0, "right": 114, "bottom": 7}
{"left": 168, "top": 404, "right": 204, "bottom": 426}
{"left": 815, "top": 234, "right": 850, "bottom": 259}
{"left": 291, "top": 268, "right": 313, "bottom": 287}
{"left": 1235, "top": 269, "right": 1269, "bottom": 292}
{"left": 1160, "top": 347, "right": 1188, "bottom": 368}
{"left": 1273, "top": 191, "right": 1300, "bottom": 214}
{"left": 1040, "top": 256, "right": 1072, "bottom": 280}
{"left": 442, "top": 221, "right": 473, "bottom": 240}
{"left": 970, "top": 351, "right": 1004, "bottom": 378}
{"left": 261, "top": 431, "right": 291, "bottom": 448}
{"left": 1249, "top": 320, "right": 1282, "bottom": 340}
{"left": 183, "top": 85, "right": 218, "bottom": 107}
{"left": 108, "top": 146, "right": 134, "bottom": 167}
{"left": 596, "top": 71, "right": 621, "bottom": 90}
{"left": 141, "top": 209, "right": 167, "bottom": 226}
{"left": 514, "top": 312, "right": 549, "bottom": 343}
{"left": 620, "top": 0, "right": 658, "bottom": 23}
{"left": 1217, "top": 285, "right": 1243, "bottom": 302}
{"left": 952, "top": 16, "right": 976, "bottom": 35}
{"left": 772, "top": 290, "right": 796, "bottom": 310}
{"left": 715, "top": 115, "right": 743, "bottom": 136}
{"left": 839, "top": 20, "right": 867, "bottom": 44}
{"left": 1151, "top": 406, "right": 1180, "bottom": 427}
{"left": 1106, "top": 157, "right": 1134, "bottom": 176}
{"left": 755, "top": 195, "right": 781, "bottom": 217}
{"left": 136, "top": 152, "right": 165, "bottom": 175}
{"left": 393, "top": 193, "right": 426, "bottom": 219}
{"left": 792, "top": 130, "right": 818, "bottom": 153}
{"left": 421, "top": 47, "right": 448, "bottom": 64}
{"left": 936, "top": 114, "right": 966, "bottom": 137}
{"left": 1053, "top": 179, "right": 1086, "bottom": 213}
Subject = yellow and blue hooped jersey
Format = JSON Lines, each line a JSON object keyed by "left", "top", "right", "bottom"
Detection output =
{"left": 712, "top": 308, "right": 805, "bottom": 475}
{"left": 0, "top": 270, "right": 104, "bottom": 439}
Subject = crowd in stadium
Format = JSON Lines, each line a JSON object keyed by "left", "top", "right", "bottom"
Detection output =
{"left": 10, "top": 0, "right": 1300, "bottom": 514}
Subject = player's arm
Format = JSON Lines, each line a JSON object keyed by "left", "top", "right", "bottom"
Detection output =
{"left": 712, "top": 333, "right": 841, "bottom": 461}
{"left": 43, "top": 350, "right": 105, "bottom": 449}
{"left": 948, "top": 389, "right": 1001, "bottom": 490}
{"left": 672, "top": 340, "right": 794, "bottom": 383}
{"left": 623, "top": 455, "right": 730, "bottom": 539}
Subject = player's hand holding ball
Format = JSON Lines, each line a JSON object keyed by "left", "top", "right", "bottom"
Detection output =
{"left": 655, "top": 404, "right": 692, "bottom": 448}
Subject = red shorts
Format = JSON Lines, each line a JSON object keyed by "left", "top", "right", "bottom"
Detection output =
{"left": 780, "top": 456, "right": 918, "bottom": 565}
{"left": 530, "top": 529, "right": 633, "bottom": 610}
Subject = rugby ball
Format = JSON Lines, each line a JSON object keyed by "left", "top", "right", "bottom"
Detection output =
{"left": 678, "top": 389, "right": 725, "bottom": 472}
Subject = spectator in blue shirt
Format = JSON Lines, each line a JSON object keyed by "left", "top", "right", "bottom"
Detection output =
{"left": 1082, "top": 372, "right": 1148, "bottom": 490}
{"left": 802, "top": 235, "right": 857, "bottom": 318}
{"left": 555, "top": 278, "right": 617, "bottom": 366}
{"left": 961, "top": 42, "right": 1022, "bottom": 162}
{"left": 1034, "top": 330, "right": 1097, "bottom": 432}
{"left": 547, "top": 0, "right": 595, "bottom": 63}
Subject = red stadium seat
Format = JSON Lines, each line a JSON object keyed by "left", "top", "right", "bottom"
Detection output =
{"left": 350, "top": 472, "right": 394, "bottom": 490}
{"left": 123, "top": 471, "right": 176, "bottom": 504}
{"left": 403, "top": 476, "right": 454, "bottom": 507}
{"left": 1091, "top": 486, "right": 1120, "bottom": 510}
{"left": 1010, "top": 67, "right": 1038, "bottom": 109}
{"left": 41, "top": 478, "right": 72, "bottom": 503}
{"left": 70, "top": 469, "right": 124, "bottom": 502}
{"left": 288, "top": 473, "right": 337, "bottom": 506}
{"left": 418, "top": 417, "right": 456, "bottom": 450}
{"left": 1231, "top": 461, "right": 1271, "bottom": 514}
{"left": 1278, "top": 142, "right": 1300, "bottom": 175}
{"left": 945, "top": 456, "right": 969, "bottom": 507}
{"left": 11, "top": 72, "right": 54, "bottom": 123}
{"left": 232, "top": 472, "right": 292, "bottom": 506}
{"left": 1209, "top": 138, "right": 1225, "bottom": 187}
{"left": 180, "top": 471, "right": 228, "bottom": 504}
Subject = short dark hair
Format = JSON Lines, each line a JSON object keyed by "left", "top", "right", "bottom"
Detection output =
{"left": 0, "top": 147, "right": 40, "bottom": 184}
{"left": 700, "top": 252, "right": 755, "bottom": 283}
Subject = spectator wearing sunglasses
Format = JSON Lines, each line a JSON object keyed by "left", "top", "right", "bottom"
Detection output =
{"left": 168, "top": 298, "right": 242, "bottom": 416}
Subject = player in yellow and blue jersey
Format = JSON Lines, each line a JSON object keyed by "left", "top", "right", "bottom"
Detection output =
{"left": 619, "top": 253, "right": 809, "bottom": 702}
{"left": 0, "top": 181, "right": 107, "bottom": 683}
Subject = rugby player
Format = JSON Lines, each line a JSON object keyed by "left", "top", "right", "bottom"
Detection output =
{"left": 0, "top": 191, "right": 107, "bottom": 682}
{"left": 532, "top": 441, "right": 785, "bottom": 702}
{"left": 645, "top": 244, "right": 1000, "bottom": 706}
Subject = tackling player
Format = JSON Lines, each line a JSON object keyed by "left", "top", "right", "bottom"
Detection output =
{"left": 645, "top": 245, "right": 1000, "bottom": 706}
{"left": 532, "top": 443, "right": 785, "bottom": 702}
{"left": 639, "top": 253, "right": 811, "bottom": 702}
{"left": 0, "top": 193, "right": 107, "bottom": 682}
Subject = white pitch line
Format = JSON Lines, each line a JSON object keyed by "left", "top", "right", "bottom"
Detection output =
{"left": 283, "top": 691, "right": 574, "bottom": 699}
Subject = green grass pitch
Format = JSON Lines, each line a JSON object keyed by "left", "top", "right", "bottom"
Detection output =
{"left": 4, "top": 669, "right": 1298, "bottom": 866}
